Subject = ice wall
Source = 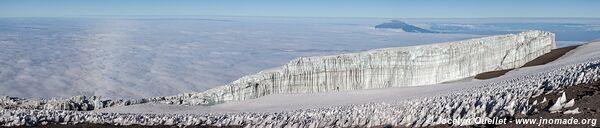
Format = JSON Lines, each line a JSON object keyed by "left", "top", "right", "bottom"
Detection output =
{"left": 158, "top": 30, "right": 556, "bottom": 105}
{"left": 3, "top": 43, "right": 599, "bottom": 127}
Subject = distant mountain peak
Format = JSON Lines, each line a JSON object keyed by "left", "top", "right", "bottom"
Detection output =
{"left": 375, "top": 20, "right": 437, "bottom": 33}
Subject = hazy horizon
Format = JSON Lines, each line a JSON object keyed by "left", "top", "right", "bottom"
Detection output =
{"left": 1, "top": 0, "right": 599, "bottom": 18}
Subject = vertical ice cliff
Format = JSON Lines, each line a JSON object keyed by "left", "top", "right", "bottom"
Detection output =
{"left": 157, "top": 30, "right": 555, "bottom": 105}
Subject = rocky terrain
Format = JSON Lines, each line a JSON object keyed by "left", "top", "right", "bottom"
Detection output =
{"left": 493, "top": 80, "right": 600, "bottom": 128}
{"left": 375, "top": 20, "right": 437, "bottom": 33}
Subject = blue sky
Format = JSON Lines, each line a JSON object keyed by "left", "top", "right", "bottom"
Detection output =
{"left": 1, "top": 0, "right": 599, "bottom": 18}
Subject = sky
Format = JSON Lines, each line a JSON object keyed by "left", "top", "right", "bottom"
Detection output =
{"left": 0, "top": 0, "right": 599, "bottom": 18}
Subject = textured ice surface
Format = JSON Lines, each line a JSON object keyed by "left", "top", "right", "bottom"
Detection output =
{"left": 2, "top": 40, "right": 600, "bottom": 127}
{"left": 0, "top": 17, "right": 480, "bottom": 99}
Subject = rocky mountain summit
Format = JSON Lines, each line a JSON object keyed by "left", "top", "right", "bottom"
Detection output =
{"left": 375, "top": 20, "right": 437, "bottom": 33}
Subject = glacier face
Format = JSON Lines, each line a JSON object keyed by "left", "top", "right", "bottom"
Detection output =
{"left": 158, "top": 30, "right": 556, "bottom": 105}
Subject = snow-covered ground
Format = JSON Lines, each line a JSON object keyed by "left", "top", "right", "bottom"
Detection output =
{"left": 95, "top": 78, "right": 484, "bottom": 113}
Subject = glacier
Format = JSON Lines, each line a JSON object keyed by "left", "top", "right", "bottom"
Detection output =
{"left": 154, "top": 30, "right": 556, "bottom": 105}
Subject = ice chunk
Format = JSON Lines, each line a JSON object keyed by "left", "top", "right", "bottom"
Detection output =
{"left": 541, "top": 97, "right": 547, "bottom": 103}
{"left": 563, "top": 108, "right": 580, "bottom": 114}
{"left": 564, "top": 99, "right": 575, "bottom": 108}
{"left": 549, "top": 92, "right": 568, "bottom": 113}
